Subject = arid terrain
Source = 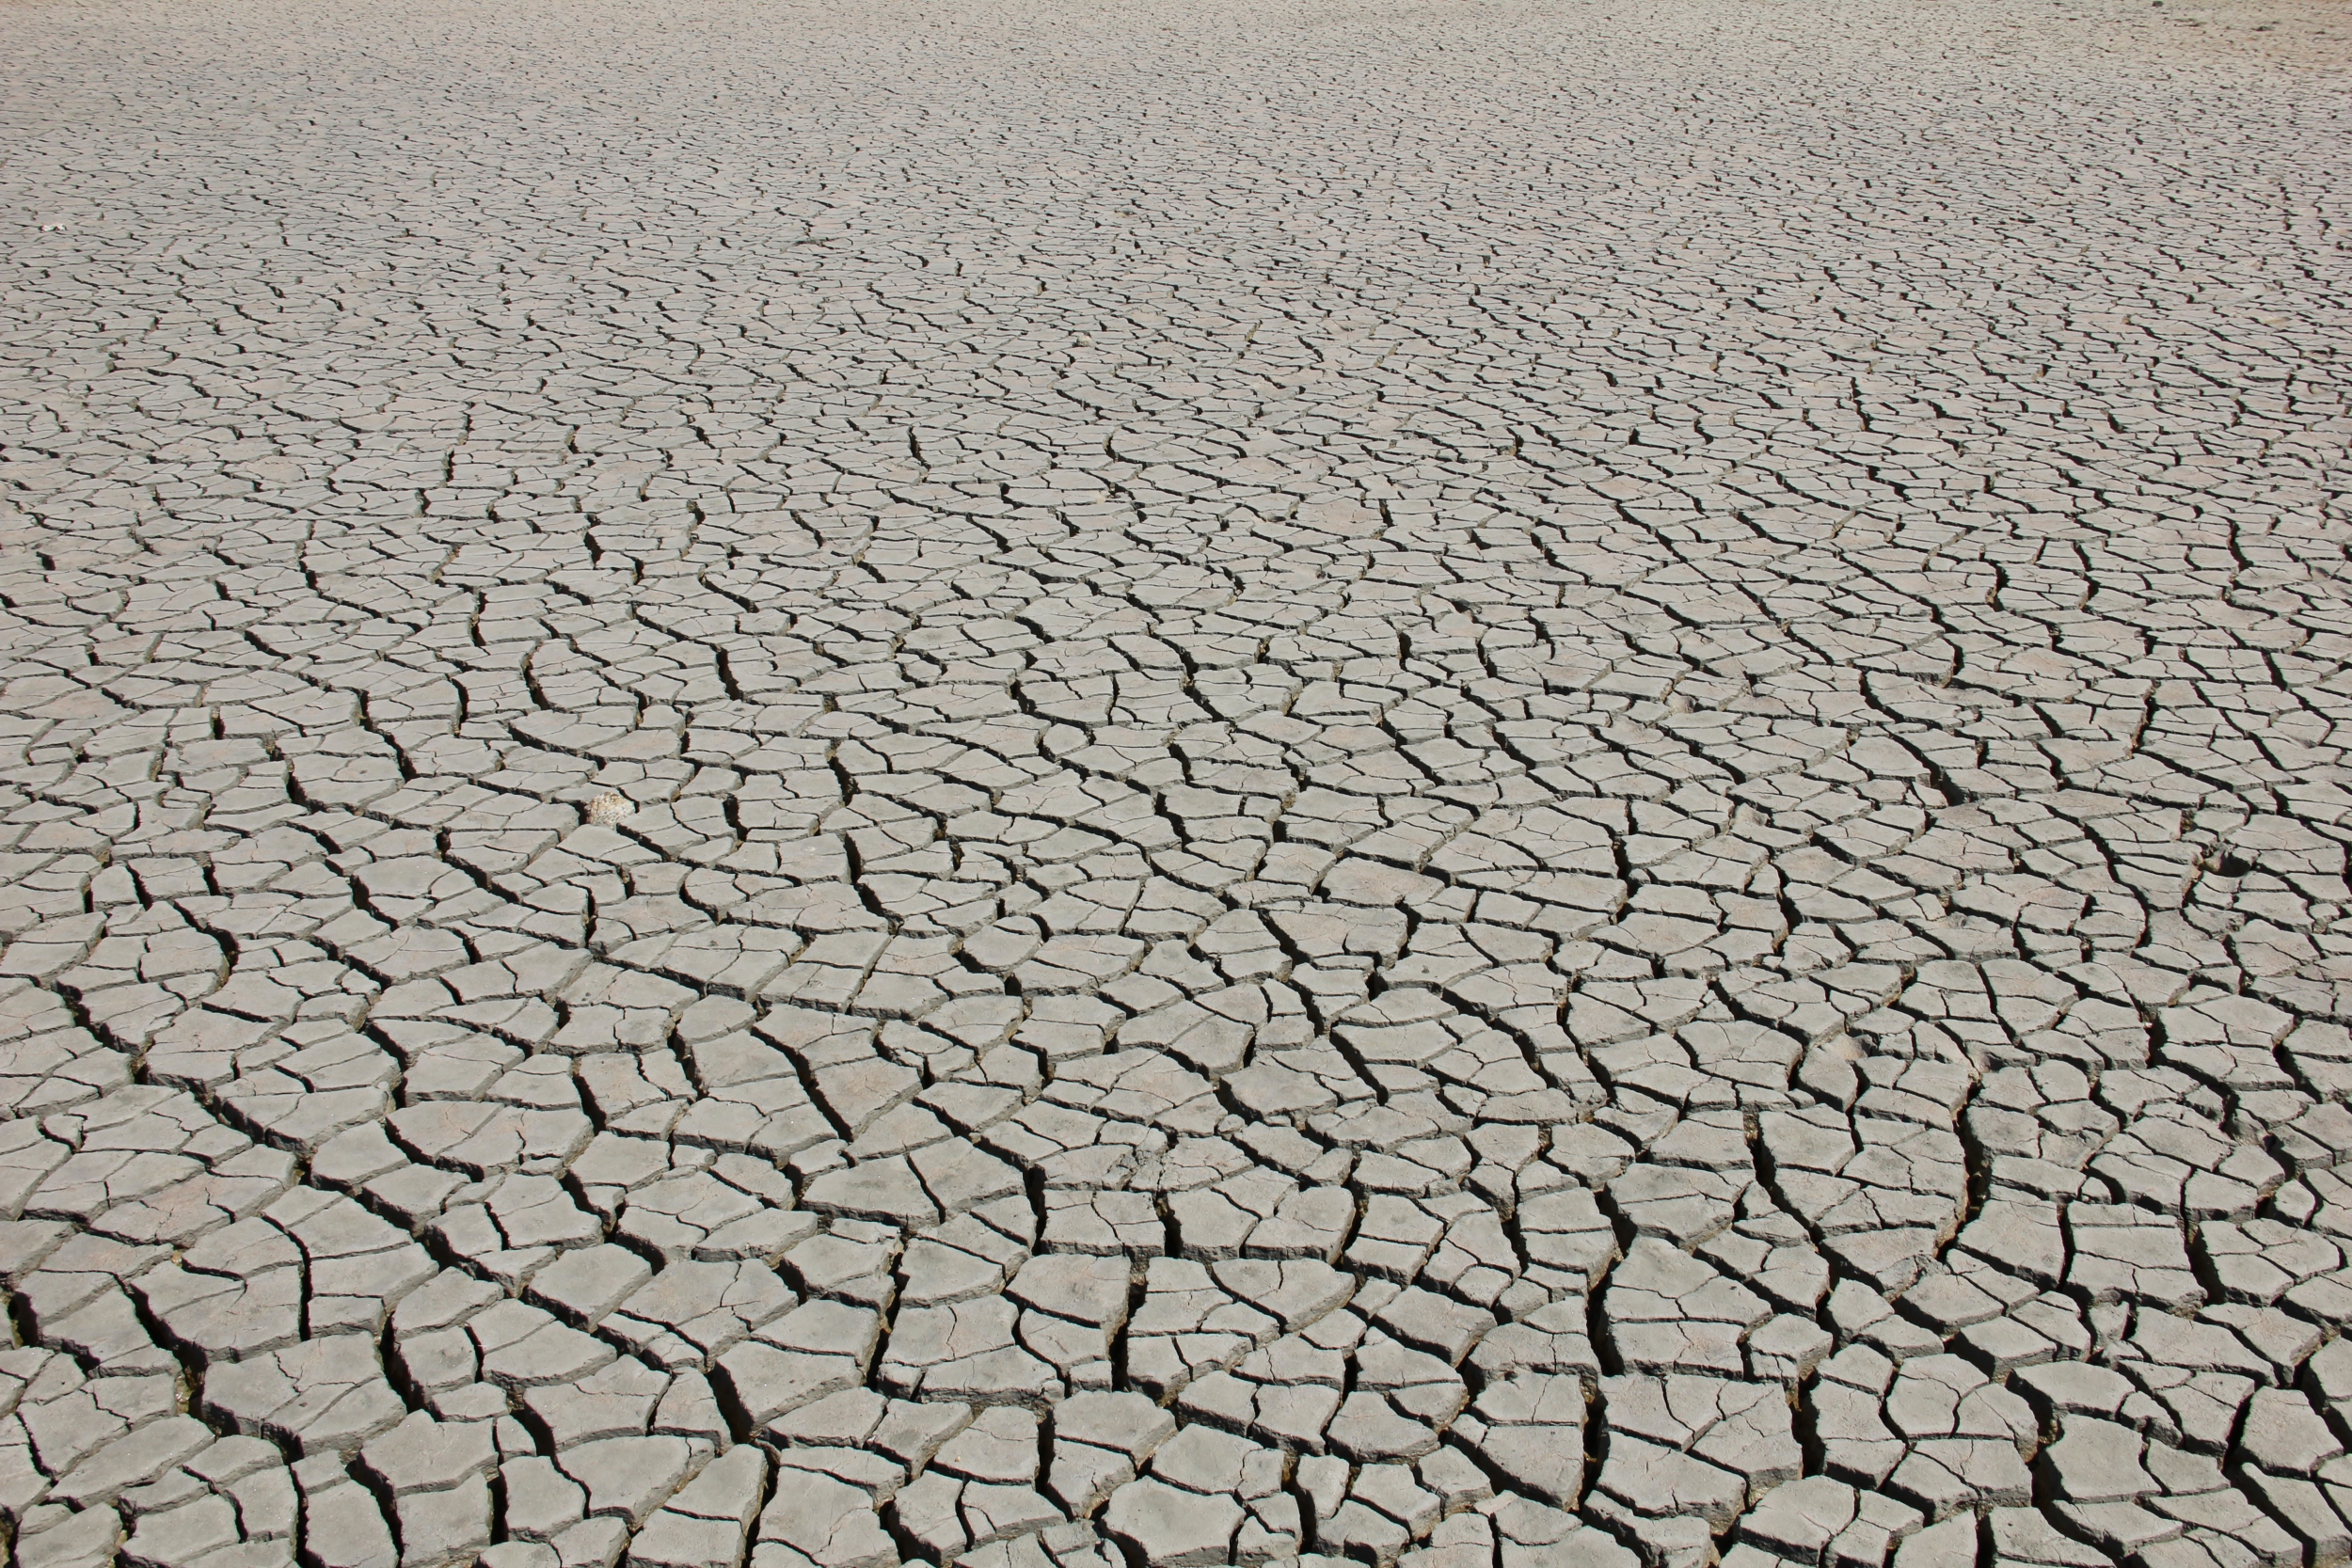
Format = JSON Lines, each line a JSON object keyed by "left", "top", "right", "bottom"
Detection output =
{"left": 1, "top": 4, "right": 2349, "bottom": 1568}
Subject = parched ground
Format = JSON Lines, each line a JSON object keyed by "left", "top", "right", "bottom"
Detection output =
{"left": 0, "top": 2, "right": 2348, "bottom": 1568}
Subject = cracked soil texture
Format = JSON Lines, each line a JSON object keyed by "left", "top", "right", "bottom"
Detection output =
{"left": 2, "top": 2, "right": 2351, "bottom": 1568}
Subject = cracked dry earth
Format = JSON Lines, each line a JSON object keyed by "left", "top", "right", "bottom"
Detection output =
{"left": 1, "top": 3, "right": 2351, "bottom": 1568}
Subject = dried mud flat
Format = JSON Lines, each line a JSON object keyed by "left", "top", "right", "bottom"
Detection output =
{"left": 0, "top": 3, "right": 2349, "bottom": 1568}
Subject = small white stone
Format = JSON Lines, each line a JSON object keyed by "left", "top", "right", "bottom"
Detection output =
{"left": 586, "top": 793, "right": 634, "bottom": 825}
